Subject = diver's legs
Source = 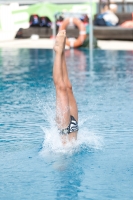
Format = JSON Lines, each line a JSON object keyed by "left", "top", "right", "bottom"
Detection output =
{"left": 62, "top": 52, "right": 78, "bottom": 122}
{"left": 53, "top": 30, "right": 70, "bottom": 129}
{"left": 61, "top": 52, "right": 78, "bottom": 141}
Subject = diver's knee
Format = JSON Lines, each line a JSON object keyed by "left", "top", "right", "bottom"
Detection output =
{"left": 66, "top": 80, "right": 72, "bottom": 91}
{"left": 55, "top": 81, "right": 67, "bottom": 92}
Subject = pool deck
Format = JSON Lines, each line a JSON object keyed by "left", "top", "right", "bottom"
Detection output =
{"left": 0, "top": 38, "right": 133, "bottom": 50}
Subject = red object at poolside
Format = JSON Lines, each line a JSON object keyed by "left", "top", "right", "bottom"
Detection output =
{"left": 120, "top": 13, "right": 133, "bottom": 28}
{"left": 59, "top": 17, "right": 86, "bottom": 48}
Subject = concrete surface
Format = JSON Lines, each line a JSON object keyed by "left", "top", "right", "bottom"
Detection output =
{"left": 0, "top": 37, "right": 133, "bottom": 50}
{"left": 97, "top": 40, "right": 133, "bottom": 50}
{"left": 0, "top": 38, "right": 54, "bottom": 49}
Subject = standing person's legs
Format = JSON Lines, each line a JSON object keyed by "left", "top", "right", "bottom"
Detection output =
{"left": 53, "top": 30, "right": 70, "bottom": 130}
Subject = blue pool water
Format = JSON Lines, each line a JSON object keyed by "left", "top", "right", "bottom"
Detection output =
{"left": 0, "top": 48, "right": 133, "bottom": 200}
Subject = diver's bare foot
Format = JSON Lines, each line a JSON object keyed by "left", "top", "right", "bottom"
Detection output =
{"left": 53, "top": 30, "right": 66, "bottom": 54}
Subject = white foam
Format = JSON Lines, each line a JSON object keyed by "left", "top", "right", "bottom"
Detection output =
{"left": 39, "top": 118, "right": 103, "bottom": 157}
{"left": 37, "top": 96, "right": 103, "bottom": 157}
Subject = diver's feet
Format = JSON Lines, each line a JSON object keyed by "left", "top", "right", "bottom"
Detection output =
{"left": 53, "top": 30, "right": 66, "bottom": 54}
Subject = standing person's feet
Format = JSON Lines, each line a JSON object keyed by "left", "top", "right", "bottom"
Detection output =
{"left": 53, "top": 30, "right": 66, "bottom": 54}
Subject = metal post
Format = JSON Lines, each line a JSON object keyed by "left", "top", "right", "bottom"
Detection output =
{"left": 89, "top": 0, "right": 93, "bottom": 69}
{"left": 122, "top": 0, "right": 125, "bottom": 13}
{"left": 107, "top": 0, "right": 110, "bottom": 8}
{"left": 53, "top": 13, "right": 56, "bottom": 38}
{"left": 99, "top": 0, "right": 102, "bottom": 13}
{"left": 53, "top": 13, "right": 56, "bottom": 60}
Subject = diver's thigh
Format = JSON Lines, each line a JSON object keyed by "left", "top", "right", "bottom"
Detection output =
{"left": 56, "top": 90, "right": 70, "bottom": 128}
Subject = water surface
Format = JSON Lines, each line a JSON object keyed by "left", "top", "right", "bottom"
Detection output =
{"left": 0, "top": 48, "right": 133, "bottom": 200}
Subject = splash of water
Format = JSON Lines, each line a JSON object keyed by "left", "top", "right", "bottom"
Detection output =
{"left": 37, "top": 96, "right": 103, "bottom": 157}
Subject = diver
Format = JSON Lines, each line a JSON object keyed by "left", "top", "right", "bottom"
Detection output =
{"left": 53, "top": 30, "right": 78, "bottom": 144}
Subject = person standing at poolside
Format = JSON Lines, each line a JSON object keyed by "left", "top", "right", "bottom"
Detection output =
{"left": 53, "top": 30, "right": 78, "bottom": 144}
